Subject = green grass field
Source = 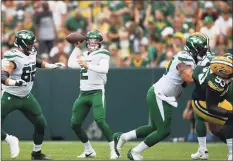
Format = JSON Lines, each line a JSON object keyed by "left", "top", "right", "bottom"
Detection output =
{"left": 1, "top": 141, "right": 227, "bottom": 160}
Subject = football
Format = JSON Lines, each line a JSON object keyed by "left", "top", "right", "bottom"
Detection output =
{"left": 66, "top": 32, "right": 86, "bottom": 44}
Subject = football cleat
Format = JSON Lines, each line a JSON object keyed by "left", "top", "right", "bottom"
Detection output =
{"left": 113, "top": 132, "right": 125, "bottom": 157}
{"left": 228, "top": 154, "right": 232, "bottom": 161}
{"left": 77, "top": 150, "right": 96, "bottom": 158}
{"left": 127, "top": 149, "right": 143, "bottom": 160}
{"left": 6, "top": 135, "right": 20, "bottom": 159}
{"left": 191, "top": 148, "right": 208, "bottom": 160}
{"left": 110, "top": 149, "right": 119, "bottom": 159}
{"left": 31, "top": 151, "right": 50, "bottom": 160}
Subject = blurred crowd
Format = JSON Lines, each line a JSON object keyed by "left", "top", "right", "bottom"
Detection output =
{"left": 1, "top": 0, "right": 232, "bottom": 68}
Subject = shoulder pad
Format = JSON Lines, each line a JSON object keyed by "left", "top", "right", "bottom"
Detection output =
{"left": 176, "top": 51, "right": 196, "bottom": 69}
{"left": 94, "top": 49, "right": 110, "bottom": 56}
{"left": 4, "top": 49, "right": 23, "bottom": 59}
{"left": 176, "top": 51, "right": 194, "bottom": 61}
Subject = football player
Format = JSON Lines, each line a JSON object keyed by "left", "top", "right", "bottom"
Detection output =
{"left": 1, "top": 30, "right": 65, "bottom": 159}
{"left": 68, "top": 30, "right": 118, "bottom": 159}
{"left": 114, "top": 32, "right": 209, "bottom": 160}
{"left": 191, "top": 53, "right": 233, "bottom": 161}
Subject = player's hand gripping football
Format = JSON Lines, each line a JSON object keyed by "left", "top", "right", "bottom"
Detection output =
{"left": 77, "top": 56, "right": 88, "bottom": 69}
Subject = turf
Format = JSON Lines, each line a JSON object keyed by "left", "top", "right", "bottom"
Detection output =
{"left": 1, "top": 141, "right": 227, "bottom": 160}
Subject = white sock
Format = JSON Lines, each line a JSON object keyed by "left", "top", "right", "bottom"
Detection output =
{"left": 33, "top": 144, "right": 42, "bottom": 152}
{"left": 226, "top": 139, "right": 232, "bottom": 155}
{"left": 84, "top": 141, "right": 93, "bottom": 151}
{"left": 133, "top": 141, "right": 148, "bottom": 153}
{"left": 5, "top": 134, "right": 11, "bottom": 143}
{"left": 197, "top": 137, "right": 207, "bottom": 151}
{"left": 108, "top": 141, "right": 114, "bottom": 151}
{"left": 122, "top": 130, "right": 137, "bottom": 141}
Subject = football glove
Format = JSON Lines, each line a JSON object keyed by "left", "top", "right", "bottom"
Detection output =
{"left": 8, "top": 79, "right": 27, "bottom": 86}
{"left": 54, "top": 62, "right": 66, "bottom": 68}
{"left": 45, "top": 62, "right": 66, "bottom": 69}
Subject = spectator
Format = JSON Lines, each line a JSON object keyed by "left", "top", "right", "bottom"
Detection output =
{"left": 108, "top": 44, "right": 120, "bottom": 67}
{"left": 3, "top": 14, "right": 17, "bottom": 33}
{"left": 34, "top": 1, "right": 57, "bottom": 54}
{"left": 159, "top": 50, "right": 174, "bottom": 68}
{"left": 48, "top": 1, "right": 67, "bottom": 30}
{"left": 57, "top": 54, "right": 68, "bottom": 67}
{"left": 200, "top": 16, "right": 219, "bottom": 51}
{"left": 64, "top": 9, "right": 88, "bottom": 34}
{"left": 129, "top": 51, "right": 149, "bottom": 68}
{"left": 40, "top": 53, "right": 51, "bottom": 63}
{"left": 200, "top": 1, "right": 218, "bottom": 21}
{"left": 49, "top": 41, "right": 69, "bottom": 63}
{"left": 23, "top": 12, "right": 34, "bottom": 32}
{"left": 107, "top": 13, "right": 122, "bottom": 48}
{"left": 109, "top": 0, "right": 133, "bottom": 24}
{"left": 118, "top": 27, "right": 130, "bottom": 64}
{"left": 215, "top": 9, "right": 232, "bottom": 37}
{"left": 173, "top": 32, "right": 185, "bottom": 53}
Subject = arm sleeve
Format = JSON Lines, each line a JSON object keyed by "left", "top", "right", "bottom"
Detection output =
{"left": 36, "top": 58, "right": 43, "bottom": 68}
{"left": 68, "top": 47, "right": 81, "bottom": 68}
{"left": 88, "top": 55, "right": 110, "bottom": 74}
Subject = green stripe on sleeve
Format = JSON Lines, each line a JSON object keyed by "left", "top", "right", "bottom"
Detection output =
{"left": 94, "top": 51, "right": 110, "bottom": 56}
{"left": 4, "top": 55, "right": 23, "bottom": 59}
{"left": 178, "top": 57, "right": 193, "bottom": 62}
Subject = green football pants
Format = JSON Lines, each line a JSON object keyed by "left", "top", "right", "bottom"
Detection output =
{"left": 136, "top": 86, "right": 173, "bottom": 147}
{"left": 1, "top": 92, "right": 47, "bottom": 144}
{"left": 71, "top": 90, "right": 113, "bottom": 142}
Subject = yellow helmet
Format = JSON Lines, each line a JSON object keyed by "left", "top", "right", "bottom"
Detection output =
{"left": 210, "top": 53, "right": 233, "bottom": 79}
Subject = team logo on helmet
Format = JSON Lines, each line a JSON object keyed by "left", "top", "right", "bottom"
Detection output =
{"left": 210, "top": 55, "right": 233, "bottom": 79}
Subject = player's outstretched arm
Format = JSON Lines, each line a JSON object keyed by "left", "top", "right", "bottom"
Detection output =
{"left": 177, "top": 63, "right": 194, "bottom": 84}
{"left": 206, "top": 86, "right": 233, "bottom": 118}
{"left": 1, "top": 60, "right": 26, "bottom": 86}
{"left": 36, "top": 58, "right": 65, "bottom": 69}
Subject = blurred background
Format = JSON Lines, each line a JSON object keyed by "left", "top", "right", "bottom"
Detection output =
{"left": 1, "top": 0, "right": 232, "bottom": 142}
{"left": 1, "top": 0, "right": 232, "bottom": 67}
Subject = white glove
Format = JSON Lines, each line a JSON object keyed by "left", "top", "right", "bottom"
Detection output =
{"left": 8, "top": 79, "right": 27, "bottom": 86}
{"left": 45, "top": 62, "right": 66, "bottom": 69}
{"left": 54, "top": 62, "right": 66, "bottom": 68}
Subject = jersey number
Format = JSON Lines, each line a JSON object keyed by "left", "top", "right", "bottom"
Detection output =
{"left": 198, "top": 67, "right": 209, "bottom": 84}
{"left": 215, "top": 76, "right": 226, "bottom": 88}
{"left": 80, "top": 67, "right": 88, "bottom": 80}
{"left": 21, "top": 64, "right": 36, "bottom": 82}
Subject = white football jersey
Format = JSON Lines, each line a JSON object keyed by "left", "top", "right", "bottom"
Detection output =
{"left": 154, "top": 51, "right": 196, "bottom": 99}
{"left": 2, "top": 48, "right": 37, "bottom": 97}
{"left": 68, "top": 48, "right": 110, "bottom": 91}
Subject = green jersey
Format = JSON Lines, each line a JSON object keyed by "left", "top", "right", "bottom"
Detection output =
{"left": 2, "top": 48, "right": 37, "bottom": 97}
{"left": 192, "top": 66, "right": 231, "bottom": 102}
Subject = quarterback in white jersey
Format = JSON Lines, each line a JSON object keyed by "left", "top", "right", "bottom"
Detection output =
{"left": 114, "top": 32, "right": 210, "bottom": 160}
{"left": 1, "top": 30, "right": 64, "bottom": 160}
{"left": 68, "top": 30, "right": 118, "bottom": 159}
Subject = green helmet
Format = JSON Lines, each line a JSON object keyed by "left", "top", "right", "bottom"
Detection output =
{"left": 14, "top": 30, "right": 35, "bottom": 53}
{"left": 86, "top": 30, "right": 103, "bottom": 51}
{"left": 184, "top": 32, "right": 209, "bottom": 61}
